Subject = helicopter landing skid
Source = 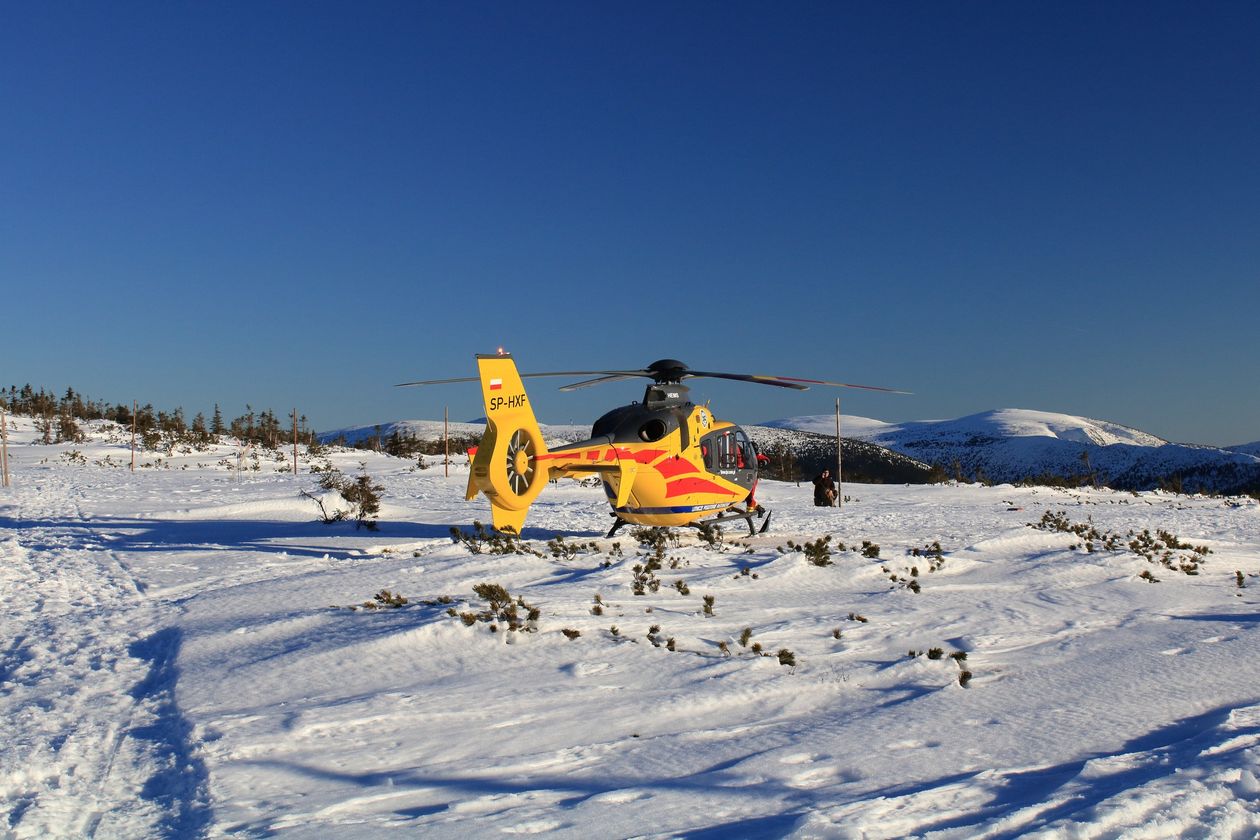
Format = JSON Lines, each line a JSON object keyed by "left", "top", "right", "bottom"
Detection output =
{"left": 692, "top": 507, "right": 771, "bottom": 536}
{"left": 605, "top": 507, "right": 771, "bottom": 539}
{"left": 606, "top": 516, "right": 629, "bottom": 539}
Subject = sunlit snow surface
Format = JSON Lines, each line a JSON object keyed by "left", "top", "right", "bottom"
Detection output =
{"left": 3, "top": 415, "right": 1260, "bottom": 839}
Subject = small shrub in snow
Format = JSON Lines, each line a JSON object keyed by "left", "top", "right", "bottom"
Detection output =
{"left": 60, "top": 449, "right": 87, "bottom": 465}
{"left": 696, "top": 522, "right": 724, "bottom": 549}
{"left": 926, "top": 647, "right": 944, "bottom": 660}
{"left": 370, "top": 589, "right": 407, "bottom": 608}
{"left": 548, "top": 535, "right": 599, "bottom": 559}
{"left": 300, "top": 487, "right": 345, "bottom": 524}
{"left": 457, "top": 583, "right": 539, "bottom": 633}
{"left": 702, "top": 595, "right": 715, "bottom": 616}
{"left": 861, "top": 541, "right": 880, "bottom": 559}
{"left": 958, "top": 670, "right": 973, "bottom": 687}
{"left": 631, "top": 561, "right": 662, "bottom": 595}
{"left": 562, "top": 628, "right": 581, "bottom": 640}
{"left": 632, "top": 526, "right": 677, "bottom": 554}
{"left": 472, "top": 583, "right": 511, "bottom": 608}
{"left": 1129, "top": 528, "right": 1210, "bottom": 575}
{"left": 781, "top": 536, "right": 833, "bottom": 566}
{"left": 450, "top": 521, "right": 540, "bottom": 556}
{"left": 911, "top": 541, "right": 947, "bottom": 571}
{"left": 885, "top": 566, "right": 922, "bottom": 594}
{"left": 847, "top": 612, "right": 868, "bottom": 623}
{"left": 777, "top": 649, "right": 796, "bottom": 667}
{"left": 739, "top": 628, "right": 753, "bottom": 647}
{"left": 673, "top": 579, "right": 690, "bottom": 596}
{"left": 302, "top": 465, "right": 384, "bottom": 529}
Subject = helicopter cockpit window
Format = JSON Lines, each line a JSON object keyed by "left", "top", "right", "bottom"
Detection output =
{"left": 735, "top": 430, "right": 754, "bottom": 470}
{"left": 714, "top": 431, "right": 737, "bottom": 469}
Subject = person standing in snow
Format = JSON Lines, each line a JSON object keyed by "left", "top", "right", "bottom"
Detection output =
{"left": 813, "top": 469, "right": 837, "bottom": 506}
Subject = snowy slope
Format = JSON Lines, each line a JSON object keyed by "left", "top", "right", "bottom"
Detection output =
{"left": 4, "top": 414, "right": 1260, "bottom": 837}
{"left": 744, "top": 424, "right": 936, "bottom": 484}
{"left": 768, "top": 408, "right": 1260, "bottom": 493}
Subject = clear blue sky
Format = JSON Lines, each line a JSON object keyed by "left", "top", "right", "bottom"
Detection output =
{"left": 4, "top": 1, "right": 1258, "bottom": 445}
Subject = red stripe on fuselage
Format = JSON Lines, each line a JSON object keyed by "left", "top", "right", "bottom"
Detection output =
{"left": 664, "top": 477, "right": 734, "bottom": 498}
{"left": 655, "top": 457, "right": 699, "bottom": 478}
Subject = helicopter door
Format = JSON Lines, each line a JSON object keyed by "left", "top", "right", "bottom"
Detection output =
{"left": 701, "top": 429, "right": 757, "bottom": 487}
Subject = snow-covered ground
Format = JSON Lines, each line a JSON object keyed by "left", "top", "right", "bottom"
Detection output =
{"left": 3, "top": 415, "right": 1260, "bottom": 838}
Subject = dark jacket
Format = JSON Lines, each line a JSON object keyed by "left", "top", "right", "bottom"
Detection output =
{"left": 813, "top": 473, "right": 836, "bottom": 505}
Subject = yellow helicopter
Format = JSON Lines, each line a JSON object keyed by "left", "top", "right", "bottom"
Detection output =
{"left": 400, "top": 353, "right": 904, "bottom": 537}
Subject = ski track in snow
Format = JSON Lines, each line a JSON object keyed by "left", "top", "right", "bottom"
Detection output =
{"left": 1, "top": 473, "right": 209, "bottom": 838}
{"left": 2, "top": 417, "right": 1260, "bottom": 838}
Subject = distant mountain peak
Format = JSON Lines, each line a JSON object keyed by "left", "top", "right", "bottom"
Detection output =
{"left": 766, "top": 408, "right": 1257, "bottom": 494}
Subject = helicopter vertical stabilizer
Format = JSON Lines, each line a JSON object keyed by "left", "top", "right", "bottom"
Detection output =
{"left": 469, "top": 354, "right": 550, "bottom": 533}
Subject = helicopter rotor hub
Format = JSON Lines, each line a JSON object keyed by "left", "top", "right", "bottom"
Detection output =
{"left": 646, "top": 358, "right": 690, "bottom": 384}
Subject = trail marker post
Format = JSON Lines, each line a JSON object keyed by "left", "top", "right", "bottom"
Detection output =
{"left": 835, "top": 397, "right": 843, "bottom": 509}
{"left": 1, "top": 406, "right": 11, "bottom": 488}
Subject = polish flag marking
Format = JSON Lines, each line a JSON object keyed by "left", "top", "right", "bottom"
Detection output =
{"left": 489, "top": 379, "right": 503, "bottom": 390}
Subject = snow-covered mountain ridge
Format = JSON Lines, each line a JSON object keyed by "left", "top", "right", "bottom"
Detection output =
{"left": 766, "top": 408, "right": 1260, "bottom": 493}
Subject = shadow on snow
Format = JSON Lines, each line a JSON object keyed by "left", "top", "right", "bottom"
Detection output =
{"left": 128, "top": 627, "right": 214, "bottom": 838}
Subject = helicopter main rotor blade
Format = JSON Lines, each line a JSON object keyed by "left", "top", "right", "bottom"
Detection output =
{"left": 398, "top": 361, "right": 910, "bottom": 394}
{"left": 766, "top": 375, "right": 912, "bottom": 394}
{"left": 684, "top": 371, "right": 808, "bottom": 390}
{"left": 396, "top": 369, "right": 648, "bottom": 387}
{"left": 558, "top": 374, "right": 646, "bottom": 391}
{"left": 396, "top": 375, "right": 480, "bottom": 387}
{"left": 685, "top": 370, "right": 910, "bottom": 394}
